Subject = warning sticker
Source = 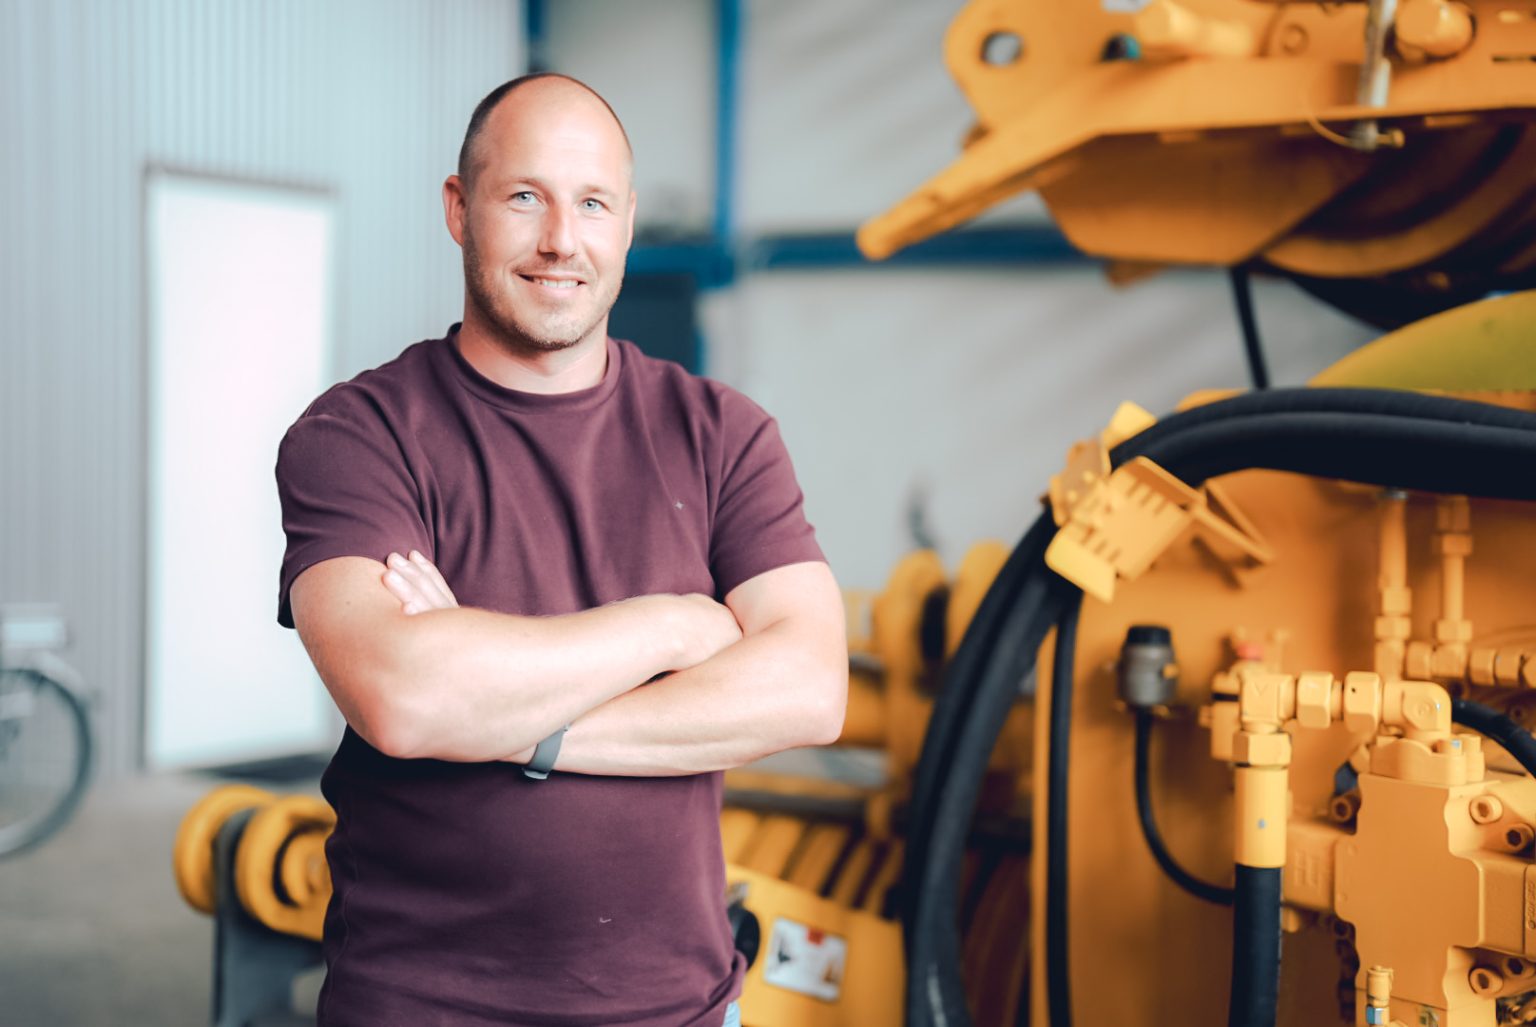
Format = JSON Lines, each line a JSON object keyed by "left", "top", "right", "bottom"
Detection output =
{"left": 763, "top": 917, "right": 847, "bottom": 1002}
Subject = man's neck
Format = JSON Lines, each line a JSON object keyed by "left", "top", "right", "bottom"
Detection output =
{"left": 455, "top": 313, "right": 609, "bottom": 395}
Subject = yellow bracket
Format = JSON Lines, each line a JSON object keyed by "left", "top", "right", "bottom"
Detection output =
{"left": 1046, "top": 428, "right": 1273, "bottom": 604}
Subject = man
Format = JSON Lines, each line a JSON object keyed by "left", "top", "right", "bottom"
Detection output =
{"left": 275, "top": 73, "right": 847, "bottom": 1027}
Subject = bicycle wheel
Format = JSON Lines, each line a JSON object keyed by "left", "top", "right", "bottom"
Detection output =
{"left": 0, "top": 667, "right": 93, "bottom": 858}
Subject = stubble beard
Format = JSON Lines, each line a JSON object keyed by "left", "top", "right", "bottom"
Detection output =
{"left": 462, "top": 223, "right": 623, "bottom": 356}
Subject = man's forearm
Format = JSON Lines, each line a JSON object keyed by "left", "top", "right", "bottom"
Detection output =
{"left": 547, "top": 619, "right": 847, "bottom": 776}
{"left": 293, "top": 557, "right": 740, "bottom": 764}
{"left": 367, "top": 601, "right": 683, "bottom": 761}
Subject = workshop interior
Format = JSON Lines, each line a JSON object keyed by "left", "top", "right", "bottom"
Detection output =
{"left": 3, "top": 1, "right": 1535, "bottom": 1025}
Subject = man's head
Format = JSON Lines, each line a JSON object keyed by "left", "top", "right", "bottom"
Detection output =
{"left": 444, "top": 74, "right": 636, "bottom": 357}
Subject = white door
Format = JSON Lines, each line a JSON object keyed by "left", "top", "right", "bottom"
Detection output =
{"left": 144, "top": 172, "right": 339, "bottom": 769}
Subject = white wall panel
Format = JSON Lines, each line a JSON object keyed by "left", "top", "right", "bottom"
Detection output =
{"left": 704, "top": 270, "right": 1378, "bottom": 591}
{"left": 0, "top": 0, "right": 523, "bottom": 775}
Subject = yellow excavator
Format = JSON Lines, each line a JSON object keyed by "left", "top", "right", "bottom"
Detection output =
{"left": 175, "top": 3, "right": 1536, "bottom": 1025}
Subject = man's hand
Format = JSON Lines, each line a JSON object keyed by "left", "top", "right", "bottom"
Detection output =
{"left": 381, "top": 551, "right": 743, "bottom": 671}
{"left": 383, "top": 551, "right": 460, "bottom": 614}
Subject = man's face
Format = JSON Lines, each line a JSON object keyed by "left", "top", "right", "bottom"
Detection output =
{"left": 453, "top": 83, "right": 635, "bottom": 355}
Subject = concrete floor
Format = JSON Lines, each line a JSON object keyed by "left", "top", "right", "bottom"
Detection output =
{"left": 0, "top": 748, "right": 881, "bottom": 1026}
{"left": 0, "top": 772, "right": 321, "bottom": 1027}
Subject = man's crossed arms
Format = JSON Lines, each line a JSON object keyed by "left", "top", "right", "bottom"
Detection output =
{"left": 288, "top": 551, "right": 847, "bottom": 776}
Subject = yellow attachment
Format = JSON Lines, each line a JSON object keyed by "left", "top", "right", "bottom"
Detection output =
{"left": 1366, "top": 964, "right": 1393, "bottom": 1008}
{"left": 1396, "top": 0, "right": 1476, "bottom": 59}
{"left": 233, "top": 795, "right": 335, "bottom": 942}
{"left": 1133, "top": 0, "right": 1257, "bottom": 60}
{"left": 1047, "top": 453, "right": 1271, "bottom": 604}
{"left": 729, "top": 867, "right": 902, "bottom": 1027}
{"left": 1047, "top": 401, "right": 1157, "bottom": 528}
{"left": 1234, "top": 763, "right": 1289, "bottom": 868}
{"left": 172, "top": 784, "right": 275, "bottom": 915}
{"left": 1381, "top": 680, "right": 1453, "bottom": 742}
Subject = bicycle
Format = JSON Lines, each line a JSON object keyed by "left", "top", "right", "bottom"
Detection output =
{"left": 0, "top": 645, "right": 94, "bottom": 859}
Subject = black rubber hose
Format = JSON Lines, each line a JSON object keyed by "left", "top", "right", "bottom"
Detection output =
{"left": 904, "top": 391, "right": 1536, "bottom": 1027}
{"left": 1132, "top": 414, "right": 1536, "bottom": 501}
{"left": 1452, "top": 699, "right": 1536, "bottom": 777}
{"left": 899, "top": 511, "right": 1055, "bottom": 938}
{"left": 1228, "top": 865, "right": 1283, "bottom": 1027}
{"left": 905, "top": 565, "right": 1071, "bottom": 1025}
{"left": 1114, "top": 388, "right": 1536, "bottom": 460}
{"left": 1229, "top": 267, "right": 1270, "bottom": 390}
{"left": 1045, "top": 593, "right": 1083, "bottom": 1027}
{"left": 1134, "top": 711, "right": 1235, "bottom": 906}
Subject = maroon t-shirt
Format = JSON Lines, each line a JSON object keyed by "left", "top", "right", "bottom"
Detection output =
{"left": 275, "top": 326, "right": 824, "bottom": 1026}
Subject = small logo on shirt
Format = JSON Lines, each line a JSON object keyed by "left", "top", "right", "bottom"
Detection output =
{"left": 674, "top": 501, "right": 685, "bottom": 511}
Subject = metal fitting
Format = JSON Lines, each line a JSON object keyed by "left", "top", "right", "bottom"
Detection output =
{"left": 1366, "top": 964, "right": 1393, "bottom": 1024}
{"left": 1118, "top": 625, "right": 1178, "bottom": 710}
{"left": 1232, "top": 730, "right": 1291, "bottom": 767}
{"left": 1501, "top": 824, "right": 1535, "bottom": 854}
{"left": 1469, "top": 964, "right": 1504, "bottom": 996}
{"left": 1469, "top": 795, "right": 1504, "bottom": 825}
{"left": 1295, "top": 672, "right": 1335, "bottom": 730}
{"left": 1342, "top": 672, "right": 1384, "bottom": 734}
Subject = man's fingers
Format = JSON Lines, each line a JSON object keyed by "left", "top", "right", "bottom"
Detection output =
{"left": 383, "top": 553, "right": 435, "bottom": 613}
{"left": 381, "top": 551, "right": 458, "bottom": 614}
{"left": 408, "top": 550, "right": 460, "bottom": 608}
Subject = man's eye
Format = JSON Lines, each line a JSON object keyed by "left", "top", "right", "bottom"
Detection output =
{"left": 580, "top": 198, "right": 605, "bottom": 212}
{"left": 510, "top": 191, "right": 538, "bottom": 204}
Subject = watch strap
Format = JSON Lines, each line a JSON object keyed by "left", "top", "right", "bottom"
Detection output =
{"left": 522, "top": 724, "right": 570, "bottom": 780}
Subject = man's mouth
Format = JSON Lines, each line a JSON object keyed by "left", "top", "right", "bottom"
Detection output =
{"left": 519, "top": 274, "right": 584, "bottom": 290}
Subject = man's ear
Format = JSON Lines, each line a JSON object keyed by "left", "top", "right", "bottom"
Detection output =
{"left": 625, "top": 190, "right": 637, "bottom": 248}
{"left": 443, "top": 175, "right": 468, "bottom": 247}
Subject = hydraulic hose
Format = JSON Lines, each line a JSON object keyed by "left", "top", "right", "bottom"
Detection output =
{"left": 1228, "top": 865, "right": 1283, "bottom": 1027}
{"left": 1134, "top": 711, "right": 1235, "bottom": 906}
{"left": 899, "top": 511, "right": 1057, "bottom": 938}
{"left": 1045, "top": 594, "right": 1083, "bottom": 1027}
{"left": 1452, "top": 699, "right": 1536, "bottom": 778}
{"left": 903, "top": 389, "right": 1536, "bottom": 1027}
{"left": 905, "top": 562, "right": 1071, "bottom": 1026}
{"left": 1115, "top": 388, "right": 1536, "bottom": 459}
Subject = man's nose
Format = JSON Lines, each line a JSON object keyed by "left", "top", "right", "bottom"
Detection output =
{"left": 538, "top": 205, "right": 578, "bottom": 260}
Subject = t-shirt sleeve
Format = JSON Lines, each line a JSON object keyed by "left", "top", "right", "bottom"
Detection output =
{"left": 709, "top": 406, "right": 825, "bottom": 599}
{"left": 274, "top": 406, "right": 431, "bottom": 628}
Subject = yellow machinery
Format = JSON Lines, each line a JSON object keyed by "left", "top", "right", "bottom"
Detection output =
{"left": 851, "top": 2, "right": 1536, "bottom": 1026}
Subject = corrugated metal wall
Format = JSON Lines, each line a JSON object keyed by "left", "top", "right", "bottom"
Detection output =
{"left": 0, "top": 0, "right": 523, "bottom": 776}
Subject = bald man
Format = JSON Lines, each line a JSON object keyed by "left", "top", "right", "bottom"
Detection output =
{"left": 274, "top": 74, "right": 847, "bottom": 1026}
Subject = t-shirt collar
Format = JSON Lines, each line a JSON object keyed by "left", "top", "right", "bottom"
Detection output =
{"left": 439, "top": 323, "right": 623, "bottom": 413}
